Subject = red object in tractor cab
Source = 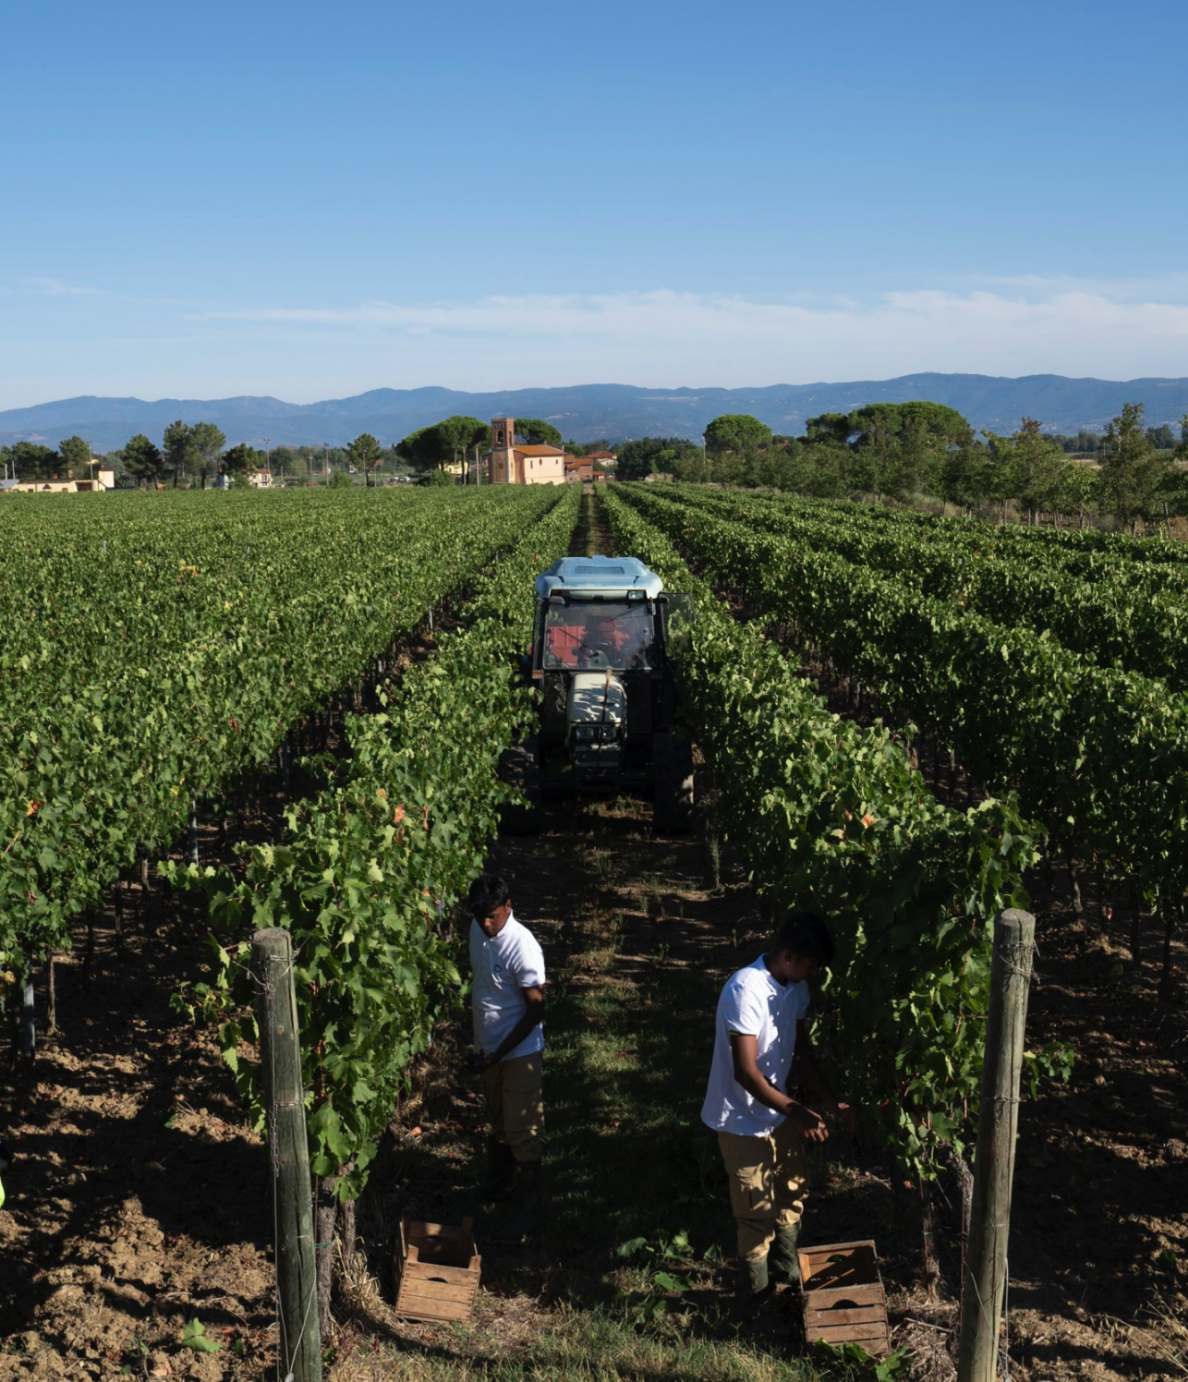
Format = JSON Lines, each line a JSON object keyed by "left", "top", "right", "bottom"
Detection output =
{"left": 545, "top": 624, "right": 585, "bottom": 664}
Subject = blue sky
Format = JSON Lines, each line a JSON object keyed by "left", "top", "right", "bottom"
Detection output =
{"left": 2, "top": 0, "right": 1187, "bottom": 408}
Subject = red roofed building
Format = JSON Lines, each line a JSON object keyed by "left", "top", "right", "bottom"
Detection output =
{"left": 487, "top": 417, "right": 566, "bottom": 485}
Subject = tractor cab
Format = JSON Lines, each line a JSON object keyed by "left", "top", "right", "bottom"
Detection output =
{"left": 500, "top": 556, "right": 695, "bottom": 834}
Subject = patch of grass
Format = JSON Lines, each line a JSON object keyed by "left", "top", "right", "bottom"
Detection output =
{"left": 348, "top": 800, "right": 833, "bottom": 1381}
{"left": 337, "top": 1305, "right": 819, "bottom": 1381}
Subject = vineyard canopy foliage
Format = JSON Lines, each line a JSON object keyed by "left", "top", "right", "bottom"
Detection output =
{"left": 3, "top": 475, "right": 1180, "bottom": 1197}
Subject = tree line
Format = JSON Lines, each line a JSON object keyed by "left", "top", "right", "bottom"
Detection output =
{"left": 615, "top": 402, "right": 1188, "bottom": 531}
{"left": 0, "top": 414, "right": 584, "bottom": 488}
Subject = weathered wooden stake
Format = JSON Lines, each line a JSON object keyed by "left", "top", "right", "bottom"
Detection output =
{"left": 252, "top": 929, "right": 322, "bottom": 1382}
{"left": 21, "top": 970, "right": 35, "bottom": 1060}
{"left": 957, "top": 909, "right": 1035, "bottom": 1382}
{"left": 947, "top": 1148, "right": 974, "bottom": 1323}
{"left": 46, "top": 950, "right": 57, "bottom": 1034}
{"left": 315, "top": 1175, "right": 339, "bottom": 1334}
{"left": 83, "top": 912, "right": 96, "bottom": 982}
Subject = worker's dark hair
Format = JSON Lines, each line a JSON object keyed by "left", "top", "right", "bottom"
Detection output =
{"left": 468, "top": 872, "right": 511, "bottom": 916}
{"left": 772, "top": 911, "right": 834, "bottom": 967}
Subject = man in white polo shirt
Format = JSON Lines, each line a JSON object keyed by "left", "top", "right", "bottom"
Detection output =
{"left": 468, "top": 872, "right": 546, "bottom": 1241}
{"left": 702, "top": 912, "right": 853, "bottom": 1300}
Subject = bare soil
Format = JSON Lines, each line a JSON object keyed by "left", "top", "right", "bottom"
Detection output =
{"left": 2, "top": 771, "right": 1185, "bottom": 1381}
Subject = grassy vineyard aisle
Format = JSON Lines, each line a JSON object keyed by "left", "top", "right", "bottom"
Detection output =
{"left": 343, "top": 801, "right": 846, "bottom": 1382}
{"left": 599, "top": 483, "right": 1041, "bottom": 1184}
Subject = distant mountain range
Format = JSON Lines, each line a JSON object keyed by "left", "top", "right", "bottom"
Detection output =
{"left": 2, "top": 375, "right": 1187, "bottom": 452}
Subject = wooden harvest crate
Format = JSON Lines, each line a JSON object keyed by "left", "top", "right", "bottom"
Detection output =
{"left": 394, "top": 1217, "right": 481, "bottom": 1323}
{"left": 797, "top": 1239, "right": 890, "bottom": 1357}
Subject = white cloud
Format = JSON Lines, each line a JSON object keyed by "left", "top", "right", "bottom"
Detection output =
{"left": 3, "top": 277, "right": 103, "bottom": 298}
{"left": 6, "top": 280, "right": 1188, "bottom": 406}
{"left": 197, "top": 285, "right": 1188, "bottom": 384}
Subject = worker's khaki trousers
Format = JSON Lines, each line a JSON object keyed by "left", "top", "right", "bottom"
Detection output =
{"left": 717, "top": 1119, "right": 809, "bottom": 1262}
{"left": 482, "top": 1053, "right": 543, "bottom": 1164}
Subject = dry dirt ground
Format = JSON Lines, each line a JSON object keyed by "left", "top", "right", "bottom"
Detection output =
{"left": 2, "top": 774, "right": 1184, "bottom": 1382}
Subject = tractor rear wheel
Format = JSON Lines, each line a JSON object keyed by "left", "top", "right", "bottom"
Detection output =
{"left": 653, "top": 733, "right": 694, "bottom": 835}
{"left": 498, "top": 738, "right": 542, "bottom": 835}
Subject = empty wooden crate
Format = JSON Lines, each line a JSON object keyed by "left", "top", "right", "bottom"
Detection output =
{"left": 394, "top": 1217, "right": 481, "bottom": 1322}
{"left": 797, "top": 1239, "right": 890, "bottom": 1357}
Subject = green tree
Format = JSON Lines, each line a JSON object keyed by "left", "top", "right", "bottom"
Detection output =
{"left": 163, "top": 419, "right": 197, "bottom": 487}
{"left": 271, "top": 446, "right": 300, "bottom": 478}
{"left": 842, "top": 436, "right": 881, "bottom": 495}
{"left": 1006, "top": 418, "right": 1065, "bottom": 522}
{"left": 346, "top": 432, "right": 385, "bottom": 485}
{"left": 980, "top": 432, "right": 1019, "bottom": 523}
{"left": 616, "top": 437, "right": 703, "bottom": 481}
{"left": 3, "top": 440, "right": 59, "bottom": 480}
{"left": 514, "top": 417, "right": 563, "bottom": 448}
{"left": 1100, "top": 401, "right": 1172, "bottom": 531}
{"left": 1063, "top": 430, "right": 1104, "bottom": 454}
{"left": 396, "top": 416, "right": 487, "bottom": 474}
{"left": 565, "top": 437, "right": 611, "bottom": 457}
{"left": 939, "top": 438, "right": 993, "bottom": 513}
{"left": 222, "top": 442, "right": 263, "bottom": 475}
{"left": 436, "top": 416, "right": 488, "bottom": 473}
{"left": 191, "top": 422, "right": 226, "bottom": 485}
{"left": 1055, "top": 458, "right": 1099, "bottom": 528}
{"left": 122, "top": 434, "right": 165, "bottom": 488}
{"left": 704, "top": 414, "right": 773, "bottom": 455}
{"left": 804, "top": 413, "right": 853, "bottom": 446}
{"left": 802, "top": 443, "right": 847, "bottom": 498}
{"left": 58, "top": 435, "right": 92, "bottom": 479}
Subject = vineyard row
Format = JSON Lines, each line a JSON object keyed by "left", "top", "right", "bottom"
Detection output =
{"left": 599, "top": 484, "right": 1040, "bottom": 1177}
{"left": 623, "top": 484, "right": 1188, "bottom": 938}
{"left": 1, "top": 487, "right": 560, "bottom": 986}
{"left": 670, "top": 484, "right": 1188, "bottom": 689}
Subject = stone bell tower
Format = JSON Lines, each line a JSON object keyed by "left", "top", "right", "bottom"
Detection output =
{"left": 490, "top": 416, "right": 517, "bottom": 483}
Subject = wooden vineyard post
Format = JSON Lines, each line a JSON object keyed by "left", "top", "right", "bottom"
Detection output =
{"left": 21, "top": 969, "right": 35, "bottom": 1061}
{"left": 957, "top": 909, "right": 1035, "bottom": 1382}
{"left": 253, "top": 929, "right": 322, "bottom": 1382}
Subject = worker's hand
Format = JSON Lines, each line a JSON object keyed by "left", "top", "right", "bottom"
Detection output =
{"left": 789, "top": 1103, "right": 829, "bottom": 1143}
{"left": 467, "top": 1050, "right": 494, "bottom": 1077}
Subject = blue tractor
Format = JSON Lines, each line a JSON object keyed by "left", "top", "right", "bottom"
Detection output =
{"left": 500, "top": 555, "right": 695, "bottom": 834}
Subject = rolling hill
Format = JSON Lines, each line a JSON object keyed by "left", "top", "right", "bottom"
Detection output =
{"left": 2, "top": 375, "right": 1186, "bottom": 452}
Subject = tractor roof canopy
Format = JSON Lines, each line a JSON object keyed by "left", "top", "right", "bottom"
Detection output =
{"left": 534, "top": 555, "right": 664, "bottom": 602}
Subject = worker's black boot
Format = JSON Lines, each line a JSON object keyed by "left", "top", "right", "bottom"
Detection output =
{"left": 737, "top": 1254, "right": 771, "bottom": 1305}
{"left": 478, "top": 1137, "right": 516, "bottom": 1201}
{"left": 768, "top": 1223, "right": 802, "bottom": 1288}
{"left": 495, "top": 1160, "right": 544, "bottom": 1243}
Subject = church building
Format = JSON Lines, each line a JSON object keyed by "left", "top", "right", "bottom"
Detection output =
{"left": 487, "top": 417, "right": 566, "bottom": 485}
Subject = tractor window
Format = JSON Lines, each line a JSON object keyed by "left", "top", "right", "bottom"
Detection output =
{"left": 543, "top": 602, "right": 656, "bottom": 670}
